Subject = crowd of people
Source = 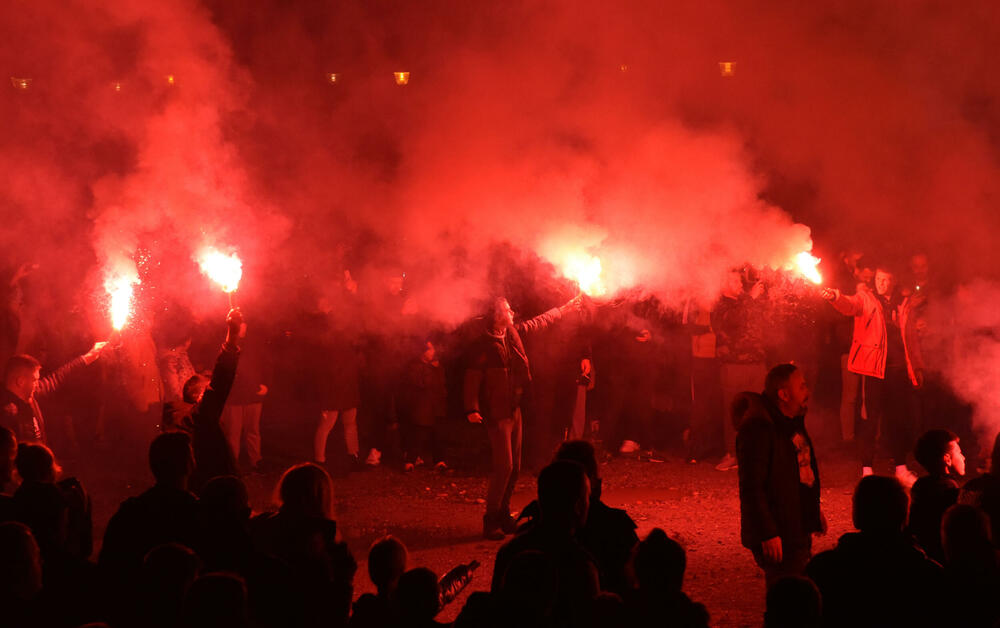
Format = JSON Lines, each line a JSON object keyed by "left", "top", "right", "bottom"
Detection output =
{"left": 0, "top": 247, "right": 995, "bottom": 627}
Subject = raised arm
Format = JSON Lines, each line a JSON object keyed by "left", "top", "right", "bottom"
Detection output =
{"left": 821, "top": 288, "right": 865, "bottom": 317}
{"left": 34, "top": 342, "right": 106, "bottom": 398}
{"left": 515, "top": 295, "right": 581, "bottom": 335}
{"left": 192, "top": 309, "right": 242, "bottom": 429}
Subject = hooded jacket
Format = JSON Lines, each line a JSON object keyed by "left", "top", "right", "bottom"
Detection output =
{"left": 831, "top": 284, "right": 924, "bottom": 385}
{"left": 735, "top": 392, "right": 822, "bottom": 550}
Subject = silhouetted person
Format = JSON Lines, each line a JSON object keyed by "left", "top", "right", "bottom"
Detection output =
{"left": 908, "top": 429, "right": 964, "bottom": 563}
{"left": 764, "top": 576, "right": 821, "bottom": 628}
{"left": 0, "top": 425, "right": 17, "bottom": 519}
{"left": 197, "top": 475, "right": 290, "bottom": 628}
{"left": 941, "top": 504, "right": 1000, "bottom": 628}
{"left": 351, "top": 535, "right": 408, "bottom": 628}
{"left": 162, "top": 307, "right": 243, "bottom": 490}
{"left": 959, "top": 432, "right": 1000, "bottom": 548}
{"left": 13, "top": 441, "right": 100, "bottom": 626}
{"left": 182, "top": 572, "right": 250, "bottom": 628}
{"left": 398, "top": 340, "right": 447, "bottom": 470}
{"left": 0, "top": 521, "right": 44, "bottom": 627}
{"left": 590, "top": 592, "right": 625, "bottom": 628}
{"left": 517, "top": 439, "right": 637, "bottom": 595}
{"left": 100, "top": 431, "right": 200, "bottom": 618}
{"left": 392, "top": 567, "right": 448, "bottom": 628}
{"left": 138, "top": 543, "right": 202, "bottom": 628}
{"left": 251, "top": 463, "right": 357, "bottom": 628}
{"left": 806, "top": 475, "right": 944, "bottom": 627}
{"left": 12, "top": 442, "right": 91, "bottom": 560}
{"left": 465, "top": 296, "right": 578, "bottom": 539}
{"left": 623, "top": 528, "right": 709, "bottom": 628}
{"left": 457, "top": 550, "right": 556, "bottom": 628}
{"left": 491, "top": 459, "right": 598, "bottom": 627}
{"left": 736, "top": 364, "right": 825, "bottom": 588}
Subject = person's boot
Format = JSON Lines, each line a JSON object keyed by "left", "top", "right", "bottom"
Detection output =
{"left": 482, "top": 513, "right": 505, "bottom": 541}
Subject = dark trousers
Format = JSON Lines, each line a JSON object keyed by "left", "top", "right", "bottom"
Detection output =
{"left": 858, "top": 367, "right": 916, "bottom": 467}
{"left": 689, "top": 357, "right": 723, "bottom": 459}
{"left": 486, "top": 410, "right": 522, "bottom": 518}
{"left": 751, "top": 539, "right": 812, "bottom": 589}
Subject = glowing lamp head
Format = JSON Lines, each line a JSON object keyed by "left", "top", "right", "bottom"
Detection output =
{"left": 112, "top": 81, "right": 123, "bottom": 92}
{"left": 166, "top": 74, "right": 176, "bottom": 85}
{"left": 619, "top": 64, "right": 629, "bottom": 73}
{"left": 719, "top": 61, "right": 735, "bottom": 77}
{"left": 11, "top": 77, "right": 31, "bottom": 90}
{"left": 326, "top": 72, "right": 339, "bottom": 84}
{"left": 199, "top": 250, "right": 243, "bottom": 293}
{"left": 794, "top": 251, "right": 823, "bottom": 285}
{"left": 393, "top": 71, "right": 410, "bottom": 86}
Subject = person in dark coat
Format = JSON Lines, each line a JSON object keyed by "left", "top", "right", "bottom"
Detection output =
{"left": 516, "top": 439, "right": 637, "bottom": 595}
{"left": 311, "top": 303, "right": 363, "bottom": 470}
{"left": 465, "top": 296, "right": 578, "bottom": 539}
{"left": 99, "top": 431, "right": 201, "bottom": 625}
{"left": 623, "top": 528, "right": 710, "bottom": 628}
{"left": 959, "top": 431, "right": 1000, "bottom": 548}
{"left": 806, "top": 475, "right": 945, "bottom": 627}
{"left": 162, "top": 308, "right": 243, "bottom": 490}
{"left": 398, "top": 340, "right": 447, "bottom": 470}
{"left": 250, "top": 463, "right": 357, "bottom": 628}
{"left": 735, "top": 364, "right": 825, "bottom": 588}
{"left": 491, "top": 460, "right": 599, "bottom": 628}
{"left": 2, "top": 342, "right": 105, "bottom": 444}
{"left": 908, "top": 429, "right": 964, "bottom": 563}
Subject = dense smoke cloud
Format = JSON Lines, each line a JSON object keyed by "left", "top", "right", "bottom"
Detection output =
{"left": 2, "top": 2, "right": 999, "bottom": 356}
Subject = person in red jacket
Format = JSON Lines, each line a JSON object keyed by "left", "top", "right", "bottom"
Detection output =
{"left": 822, "top": 259, "right": 924, "bottom": 487}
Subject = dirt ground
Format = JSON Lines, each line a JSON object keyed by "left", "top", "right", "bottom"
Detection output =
{"left": 76, "top": 438, "right": 870, "bottom": 628}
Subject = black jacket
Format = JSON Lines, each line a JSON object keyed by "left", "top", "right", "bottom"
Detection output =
{"left": 908, "top": 473, "right": 959, "bottom": 563}
{"left": 464, "top": 308, "right": 561, "bottom": 422}
{"left": 163, "top": 344, "right": 239, "bottom": 489}
{"left": 806, "top": 531, "right": 945, "bottom": 627}
{"left": 1, "top": 356, "right": 86, "bottom": 442}
{"left": 735, "top": 392, "right": 821, "bottom": 550}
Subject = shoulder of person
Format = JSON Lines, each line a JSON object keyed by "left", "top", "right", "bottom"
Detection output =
{"left": 594, "top": 501, "right": 638, "bottom": 530}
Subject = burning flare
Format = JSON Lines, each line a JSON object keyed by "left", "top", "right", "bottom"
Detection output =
{"left": 106, "top": 275, "right": 138, "bottom": 331}
{"left": 563, "top": 253, "right": 605, "bottom": 296}
{"left": 199, "top": 249, "right": 243, "bottom": 293}
{"left": 792, "top": 251, "right": 823, "bottom": 284}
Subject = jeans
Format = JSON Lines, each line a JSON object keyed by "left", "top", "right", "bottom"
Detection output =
{"left": 486, "top": 409, "right": 522, "bottom": 517}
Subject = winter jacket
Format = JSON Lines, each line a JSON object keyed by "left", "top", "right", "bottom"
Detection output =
{"left": 831, "top": 284, "right": 924, "bottom": 385}
{"left": 735, "top": 392, "right": 822, "bottom": 550}
{"left": 0, "top": 356, "right": 86, "bottom": 443}
{"left": 463, "top": 307, "right": 562, "bottom": 422}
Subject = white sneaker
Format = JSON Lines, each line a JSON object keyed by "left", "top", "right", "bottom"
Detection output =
{"left": 365, "top": 448, "right": 382, "bottom": 466}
